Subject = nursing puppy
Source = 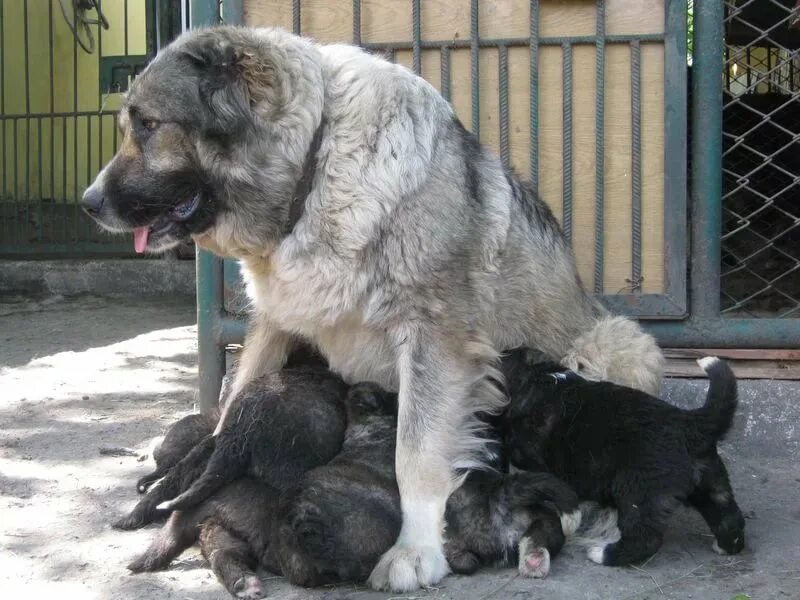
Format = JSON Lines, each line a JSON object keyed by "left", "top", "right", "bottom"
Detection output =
{"left": 277, "top": 383, "right": 580, "bottom": 585}
{"left": 81, "top": 24, "right": 663, "bottom": 590}
{"left": 502, "top": 350, "right": 745, "bottom": 566}
{"left": 113, "top": 365, "right": 348, "bottom": 530}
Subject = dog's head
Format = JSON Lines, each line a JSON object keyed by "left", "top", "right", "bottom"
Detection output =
{"left": 80, "top": 27, "right": 323, "bottom": 255}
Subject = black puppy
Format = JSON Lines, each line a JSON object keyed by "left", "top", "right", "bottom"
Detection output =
{"left": 502, "top": 349, "right": 745, "bottom": 566}
{"left": 113, "top": 365, "right": 348, "bottom": 530}
{"left": 277, "top": 383, "right": 580, "bottom": 585}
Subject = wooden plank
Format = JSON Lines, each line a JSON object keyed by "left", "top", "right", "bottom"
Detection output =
{"left": 508, "top": 47, "right": 531, "bottom": 178}
{"left": 665, "top": 358, "right": 800, "bottom": 380}
{"left": 603, "top": 43, "right": 633, "bottom": 294}
{"left": 607, "top": 0, "right": 664, "bottom": 36}
{"left": 540, "top": 0, "right": 596, "bottom": 38}
{"left": 640, "top": 42, "right": 666, "bottom": 294}
{"left": 537, "top": 45, "right": 564, "bottom": 226}
{"left": 571, "top": 44, "right": 597, "bottom": 290}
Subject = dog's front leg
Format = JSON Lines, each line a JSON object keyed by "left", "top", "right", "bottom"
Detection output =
{"left": 369, "top": 326, "right": 499, "bottom": 592}
{"left": 214, "top": 312, "right": 293, "bottom": 435}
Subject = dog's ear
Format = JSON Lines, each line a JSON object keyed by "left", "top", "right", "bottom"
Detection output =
{"left": 180, "top": 37, "right": 282, "bottom": 135}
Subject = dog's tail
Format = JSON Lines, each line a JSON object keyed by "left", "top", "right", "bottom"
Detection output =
{"left": 505, "top": 472, "right": 582, "bottom": 535}
{"left": 687, "top": 356, "right": 738, "bottom": 449}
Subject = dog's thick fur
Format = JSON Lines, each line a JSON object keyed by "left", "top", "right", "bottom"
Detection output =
{"left": 129, "top": 382, "right": 579, "bottom": 597}
{"left": 83, "top": 25, "right": 663, "bottom": 590}
{"left": 502, "top": 351, "right": 745, "bottom": 566}
{"left": 113, "top": 366, "right": 347, "bottom": 530}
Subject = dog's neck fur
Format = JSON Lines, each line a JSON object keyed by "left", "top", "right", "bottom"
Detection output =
{"left": 284, "top": 117, "right": 327, "bottom": 235}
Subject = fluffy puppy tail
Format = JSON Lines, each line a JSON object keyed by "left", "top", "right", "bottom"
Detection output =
{"left": 688, "top": 357, "right": 738, "bottom": 448}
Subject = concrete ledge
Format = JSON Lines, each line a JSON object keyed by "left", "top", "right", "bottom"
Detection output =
{"left": 0, "top": 259, "right": 196, "bottom": 297}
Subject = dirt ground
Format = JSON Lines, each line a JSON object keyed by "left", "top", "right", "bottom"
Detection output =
{"left": 1, "top": 294, "right": 798, "bottom": 600}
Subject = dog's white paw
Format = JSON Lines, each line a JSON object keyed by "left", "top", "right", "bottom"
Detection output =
{"left": 518, "top": 539, "right": 551, "bottom": 578}
{"left": 587, "top": 545, "right": 607, "bottom": 564}
{"left": 368, "top": 543, "right": 450, "bottom": 592}
{"left": 711, "top": 540, "right": 729, "bottom": 555}
{"left": 233, "top": 575, "right": 264, "bottom": 599}
{"left": 560, "top": 509, "right": 583, "bottom": 536}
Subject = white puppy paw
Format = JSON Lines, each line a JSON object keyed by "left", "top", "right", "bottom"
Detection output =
{"left": 518, "top": 538, "right": 551, "bottom": 578}
{"left": 233, "top": 575, "right": 263, "bottom": 599}
{"left": 368, "top": 543, "right": 450, "bottom": 592}
{"left": 587, "top": 545, "right": 607, "bottom": 564}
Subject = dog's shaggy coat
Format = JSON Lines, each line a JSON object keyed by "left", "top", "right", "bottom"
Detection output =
{"left": 82, "top": 25, "right": 663, "bottom": 590}
{"left": 502, "top": 351, "right": 745, "bottom": 566}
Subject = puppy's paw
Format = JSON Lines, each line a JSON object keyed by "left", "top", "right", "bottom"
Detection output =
{"left": 587, "top": 545, "right": 607, "bottom": 564}
{"left": 113, "top": 513, "right": 146, "bottom": 531}
{"left": 368, "top": 543, "right": 450, "bottom": 592}
{"left": 233, "top": 575, "right": 264, "bottom": 599}
{"left": 559, "top": 509, "right": 582, "bottom": 536}
{"left": 518, "top": 539, "right": 551, "bottom": 578}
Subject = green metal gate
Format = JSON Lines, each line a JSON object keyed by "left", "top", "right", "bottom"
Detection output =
{"left": 0, "top": 0, "right": 184, "bottom": 257}
{"left": 187, "top": 0, "right": 800, "bottom": 411}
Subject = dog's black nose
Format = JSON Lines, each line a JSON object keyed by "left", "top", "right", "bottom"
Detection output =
{"left": 80, "top": 186, "right": 105, "bottom": 216}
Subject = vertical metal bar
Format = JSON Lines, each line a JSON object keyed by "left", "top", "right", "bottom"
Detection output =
{"left": 62, "top": 116, "right": 67, "bottom": 238}
{"left": 192, "top": 0, "right": 224, "bottom": 416}
{"left": 499, "top": 45, "right": 510, "bottom": 170}
{"left": 388, "top": 49, "right": 396, "bottom": 64}
{"left": 73, "top": 10, "right": 78, "bottom": 242}
{"left": 49, "top": 0, "right": 55, "bottom": 242}
{"left": 630, "top": 39, "right": 642, "bottom": 287}
{"left": 529, "top": 0, "right": 539, "bottom": 189}
{"left": 593, "top": 0, "right": 606, "bottom": 295}
{"left": 745, "top": 46, "right": 750, "bottom": 90}
{"left": 293, "top": 0, "right": 301, "bottom": 35}
{"left": 23, "top": 0, "right": 30, "bottom": 242}
{"left": 353, "top": 0, "right": 361, "bottom": 45}
{"left": 197, "top": 249, "right": 226, "bottom": 415}
{"left": 470, "top": 0, "right": 480, "bottom": 140}
{"left": 124, "top": 0, "right": 129, "bottom": 56}
{"left": 724, "top": 46, "right": 730, "bottom": 91}
{"left": 37, "top": 119, "right": 42, "bottom": 240}
{"left": 0, "top": 0, "right": 5, "bottom": 241}
{"left": 97, "top": 7, "right": 103, "bottom": 176}
{"left": 441, "top": 46, "right": 451, "bottom": 102}
{"left": 13, "top": 121, "right": 18, "bottom": 244}
{"left": 690, "top": 0, "right": 723, "bottom": 317}
{"left": 412, "top": 0, "right": 421, "bottom": 75}
{"left": 562, "top": 42, "right": 573, "bottom": 241}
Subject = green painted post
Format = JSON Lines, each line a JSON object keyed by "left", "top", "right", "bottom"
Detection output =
{"left": 192, "top": 0, "right": 223, "bottom": 415}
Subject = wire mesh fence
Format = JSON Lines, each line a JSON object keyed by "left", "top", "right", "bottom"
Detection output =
{"left": 721, "top": 0, "right": 800, "bottom": 318}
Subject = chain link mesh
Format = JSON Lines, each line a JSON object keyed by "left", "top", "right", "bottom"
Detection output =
{"left": 721, "top": 0, "right": 800, "bottom": 318}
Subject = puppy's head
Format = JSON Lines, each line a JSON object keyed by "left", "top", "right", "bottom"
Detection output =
{"left": 344, "top": 383, "right": 397, "bottom": 424}
{"left": 80, "top": 27, "right": 320, "bottom": 255}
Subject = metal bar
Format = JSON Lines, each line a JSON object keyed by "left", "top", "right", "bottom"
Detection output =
{"left": 37, "top": 115, "right": 42, "bottom": 241}
{"left": 412, "top": 0, "right": 421, "bottom": 75}
{"left": 644, "top": 318, "right": 800, "bottom": 348}
{"left": 630, "top": 39, "right": 642, "bottom": 287}
{"left": 49, "top": 0, "right": 55, "bottom": 242}
{"left": 192, "top": 0, "right": 223, "bottom": 416}
{"left": 593, "top": 0, "right": 605, "bottom": 295}
{"left": 0, "top": 0, "right": 4, "bottom": 242}
{"left": 13, "top": 121, "right": 17, "bottom": 245}
{"left": 223, "top": 0, "right": 244, "bottom": 25}
{"left": 530, "top": 0, "right": 539, "bottom": 188}
{"left": 440, "top": 46, "right": 451, "bottom": 102}
{"left": 62, "top": 116, "right": 67, "bottom": 238}
{"left": 73, "top": 11, "right": 78, "bottom": 242}
{"left": 0, "top": 110, "right": 120, "bottom": 121}
{"left": 689, "top": 0, "right": 723, "bottom": 318}
{"left": 498, "top": 45, "right": 509, "bottom": 170}
{"left": 360, "top": 33, "right": 664, "bottom": 52}
{"left": 197, "top": 249, "right": 226, "bottom": 414}
{"left": 124, "top": 0, "right": 129, "bottom": 56}
{"left": 470, "top": 0, "right": 480, "bottom": 140}
{"left": 562, "top": 42, "right": 572, "bottom": 240}
{"left": 293, "top": 0, "right": 300, "bottom": 35}
{"left": 659, "top": 0, "right": 688, "bottom": 316}
{"left": 23, "top": 0, "right": 30, "bottom": 242}
{"left": 353, "top": 0, "right": 361, "bottom": 45}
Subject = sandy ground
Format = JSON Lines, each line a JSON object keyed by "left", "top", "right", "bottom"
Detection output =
{"left": 1, "top": 294, "right": 798, "bottom": 600}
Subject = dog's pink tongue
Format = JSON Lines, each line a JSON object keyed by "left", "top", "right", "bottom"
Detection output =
{"left": 133, "top": 227, "right": 149, "bottom": 254}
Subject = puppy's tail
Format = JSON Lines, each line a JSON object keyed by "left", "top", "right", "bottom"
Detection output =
{"left": 688, "top": 357, "right": 738, "bottom": 448}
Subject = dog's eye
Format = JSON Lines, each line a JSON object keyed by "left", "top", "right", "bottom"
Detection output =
{"left": 140, "top": 118, "right": 159, "bottom": 131}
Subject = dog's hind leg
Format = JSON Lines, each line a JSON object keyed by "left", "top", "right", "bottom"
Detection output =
{"left": 368, "top": 328, "right": 503, "bottom": 592}
{"left": 217, "top": 314, "right": 293, "bottom": 435}
{"left": 688, "top": 453, "right": 745, "bottom": 555}
{"left": 127, "top": 510, "right": 202, "bottom": 572}
{"left": 518, "top": 508, "right": 566, "bottom": 578}
{"left": 587, "top": 499, "right": 663, "bottom": 566}
{"left": 114, "top": 436, "right": 215, "bottom": 530}
{"left": 199, "top": 519, "right": 263, "bottom": 599}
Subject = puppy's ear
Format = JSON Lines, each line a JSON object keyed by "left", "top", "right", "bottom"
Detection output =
{"left": 180, "top": 37, "right": 282, "bottom": 135}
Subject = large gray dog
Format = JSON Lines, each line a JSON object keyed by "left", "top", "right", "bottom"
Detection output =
{"left": 81, "top": 26, "right": 663, "bottom": 591}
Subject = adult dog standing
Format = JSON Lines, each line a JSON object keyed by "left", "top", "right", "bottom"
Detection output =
{"left": 81, "top": 26, "right": 663, "bottom": 591}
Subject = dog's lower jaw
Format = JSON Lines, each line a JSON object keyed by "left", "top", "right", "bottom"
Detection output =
{"left": 367, "top": 500, "right": 450, "bottom": 592}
